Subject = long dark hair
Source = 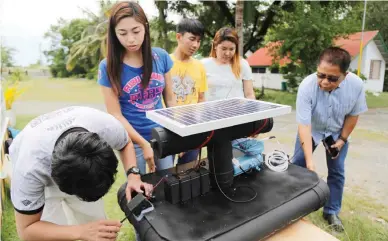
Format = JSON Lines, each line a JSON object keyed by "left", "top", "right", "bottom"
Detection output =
{"left": 106, "top": 1, "right": 152, "bottom": 95}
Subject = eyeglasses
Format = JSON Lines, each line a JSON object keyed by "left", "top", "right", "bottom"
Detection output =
{"left": 316, "top": 72, "right": 341, "bottom": 83}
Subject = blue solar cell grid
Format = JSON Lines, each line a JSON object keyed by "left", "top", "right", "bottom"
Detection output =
{"left": 154, "top": 98, "right": 280, "bottom": 126}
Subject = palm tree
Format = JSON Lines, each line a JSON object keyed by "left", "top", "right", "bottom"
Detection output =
{"left": 66, "top": 0, "right": 114, "bottom": 71}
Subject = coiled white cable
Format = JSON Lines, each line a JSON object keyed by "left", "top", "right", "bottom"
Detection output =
{"left": 265, "top": 150, "right": 289, "bottom": 172}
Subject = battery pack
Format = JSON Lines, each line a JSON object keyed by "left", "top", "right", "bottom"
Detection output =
{"left": 164, "top": 167, "right": 210, "bottom": 204}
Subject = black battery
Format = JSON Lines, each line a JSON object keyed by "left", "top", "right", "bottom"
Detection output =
{"left": 164, "top": 175, "right": 180, "bottom": 204}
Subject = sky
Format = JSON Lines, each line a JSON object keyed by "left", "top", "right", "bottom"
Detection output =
{"left": 0, "top": 0, "right": 165, "bottom": 67}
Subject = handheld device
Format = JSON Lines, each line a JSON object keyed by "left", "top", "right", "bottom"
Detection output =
{"left": 323, "top": 135, "right": 339, "bottom": 158}
{"left": 120, "top": 188, "right": 155, "bottom": 223}
{"left": 127, "top": 192, "right": 154, "bottom": 222}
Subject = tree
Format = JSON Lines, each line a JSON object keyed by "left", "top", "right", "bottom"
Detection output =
{"left": 267, "top": 1, "right": 363, "bottom": 90}
{"left": 44, "top": 18, "right": 93, "bottom": 78}
{"left": 154, "top": 1, "right": 175, "bottom": 52}
{"left": 154, "top": 1, "right": 295, "bottom": 57}
{"left": 66, "top": 0, "right": 114, "bottom": 78}
{"left": 149, "top": 18, "right": 176, "bottom": 54}
{"left": 365, "top": 1, "right": 388, "bottom": 43}
{"left": 364, "top": 1, "right": 388, "bottom": 91}
{"left": 1, "top": 45, "right": 16, "bottom": 73}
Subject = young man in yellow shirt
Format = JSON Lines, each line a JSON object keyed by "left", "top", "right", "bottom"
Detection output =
{"left": 170, "top": 18, "right": 208, "bottom": 164}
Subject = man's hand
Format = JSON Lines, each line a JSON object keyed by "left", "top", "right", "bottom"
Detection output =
{"left": 125, "top": 174, "right": 153, "bottom": 201}
{"left": 141, "top": 143, "right": 155, "bottom": 172}
{"left": 331, "top": 139, "right": 345, "bottom": 159}
{"left": 178, "top": 152, "right": 185, "bottom": 158}
{"left": 78, "top": 220, "right": 121, "bottom": 241}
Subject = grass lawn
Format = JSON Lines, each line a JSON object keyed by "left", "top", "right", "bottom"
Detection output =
{"left": 3, "top": 114, "right": 388, "bottom": 241}
{"left": 257, "top": 89, "right": 388, "bottom": 109}
{"left": 3, "top": 78, "right": 388, "bottom": 240}
{"left": 17, "top": 78, "right": 103, "bottom": 104}
{"left": 308, "top": 192, "right": 388, "bottom": 241}
{"left": 13, "top": 78, "right": 388, "bottom": 110}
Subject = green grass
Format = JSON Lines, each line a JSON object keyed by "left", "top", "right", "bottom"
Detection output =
{"left": 307, "top": 192, "right": 388, "bottom": 241}
{"left": 17, "top": 78, "right": 103, "bottom": 103}
{"left": 255, "top": 88, "right": 388, "bottom": 109}
{"left": 14, "top": 115, "right": 38, "bottom": 130}
{"left": 2, "top": 185, "right": 19, "bottom": 241}
{"left": 14, "top": 78, "right": 388, "bottom": 110}
{"left": 3, "top": 79, "right": 388, "bottom": 240}
{"left": 256, "top": 89, "right": 297, "bottom": 108}
{"left": 365, "top": 91, "right": 388, "bottom": 109}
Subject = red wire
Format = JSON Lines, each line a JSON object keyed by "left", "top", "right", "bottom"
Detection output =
{"left": 250, "top": 118, "right": 269, "bottom": 137}
{"left": 194, "top": 119, "right": 267, "bottom": 150}
{"left": 153, "top": 177, "right": 167, "bottom": 190}
{"left": 195, "top": 130, "right": 214, "bottom": 149}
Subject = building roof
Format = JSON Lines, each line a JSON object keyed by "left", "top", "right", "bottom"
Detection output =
{"left": 247, "top": 30, "right": 386, "bottom": 67}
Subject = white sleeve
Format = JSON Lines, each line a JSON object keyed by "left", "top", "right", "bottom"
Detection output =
{"left": 241, "top": 58, "right": 253, "bottom": 81}
{"left": 11, "top": 170, "right": 45, "bottom": 214}
{"left": 97, "top": 115, "right": 130, "bottom": 151}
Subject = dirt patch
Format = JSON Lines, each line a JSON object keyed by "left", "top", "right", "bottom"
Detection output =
{"left": 262, "top": 109, "right": 388, "bottom": 206}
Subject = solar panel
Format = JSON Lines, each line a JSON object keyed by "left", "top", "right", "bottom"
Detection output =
{"left": 146, "top": 97, "right": 291, "bottom": 137}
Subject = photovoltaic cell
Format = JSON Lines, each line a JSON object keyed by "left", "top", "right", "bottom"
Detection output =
{"left": 153, "top": 98, "right": 280, "bottom": 126}
{"left": 146, "top": 98, "right": 291, "bottom": 136}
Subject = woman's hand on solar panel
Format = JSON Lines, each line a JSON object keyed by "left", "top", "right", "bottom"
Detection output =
{"left": 142, "top": 143, "right": 155, "bottom": 172}
{"left": 78, "top": 219, "right": 121, "bottom": 241}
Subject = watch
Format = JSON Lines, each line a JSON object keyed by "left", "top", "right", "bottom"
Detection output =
{"left": 339, "top": 135, "right": 347, "bottom": 143}
{"left": 126, "top": 166, "right": 140, "bottom": 176}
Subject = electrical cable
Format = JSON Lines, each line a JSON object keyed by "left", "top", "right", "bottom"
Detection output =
{"left": 211, "top": 145, "right": 257, "bottom": 203}
{"left": 265, "top": 150, "right": 289, "bottom": 172}
{"left": 264, "top": 141, "right": 305, "bottom": 172}
{"left": 174, "top": 130, "right": 214, "bottom": 178}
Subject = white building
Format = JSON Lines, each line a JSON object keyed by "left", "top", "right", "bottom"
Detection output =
{"left": 247, "top": 30, "right": 388, "bottom": 92}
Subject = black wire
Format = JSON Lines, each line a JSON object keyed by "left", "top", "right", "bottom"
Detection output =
{"left": 211, "top": 145, "right": 257, "bottom": 203}
{"left": 174, "top": 147, "right": 204, "bottom": 179}
{"left": 239, "top": 165, "right": 254, "bottom": 175}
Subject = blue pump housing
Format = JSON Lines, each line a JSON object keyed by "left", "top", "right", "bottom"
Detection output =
{"left": 232, "top": 153, "right": 263, "bottom": 176}
{"left": 232, "top": 138, "right": 265, "bottom": 176}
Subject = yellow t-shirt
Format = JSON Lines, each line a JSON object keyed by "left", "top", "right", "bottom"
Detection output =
{"left": 169, "top": 54, "right": 208, "bottom": 106}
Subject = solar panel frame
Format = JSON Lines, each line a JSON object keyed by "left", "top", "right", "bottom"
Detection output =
{"left": 146, "top": 97, "right": 291, "bottom": 137}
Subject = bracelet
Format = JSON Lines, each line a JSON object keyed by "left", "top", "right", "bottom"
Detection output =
{"left": 339, "top": 135, "right": 347, "bottom": 143}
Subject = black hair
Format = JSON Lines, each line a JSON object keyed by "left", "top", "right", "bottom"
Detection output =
{"left": 51, "top": 130, "right": 118, "bottom": 202}
{"left": 318, "top": 47, "right": 351, "bottom": 74}
{"left": 176, "top": 18, "right": 204, "bottom": 38}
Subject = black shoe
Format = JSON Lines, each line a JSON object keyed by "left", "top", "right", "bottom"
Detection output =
{"left": 323, "top": 213, "right": 344, "bottom": 232}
